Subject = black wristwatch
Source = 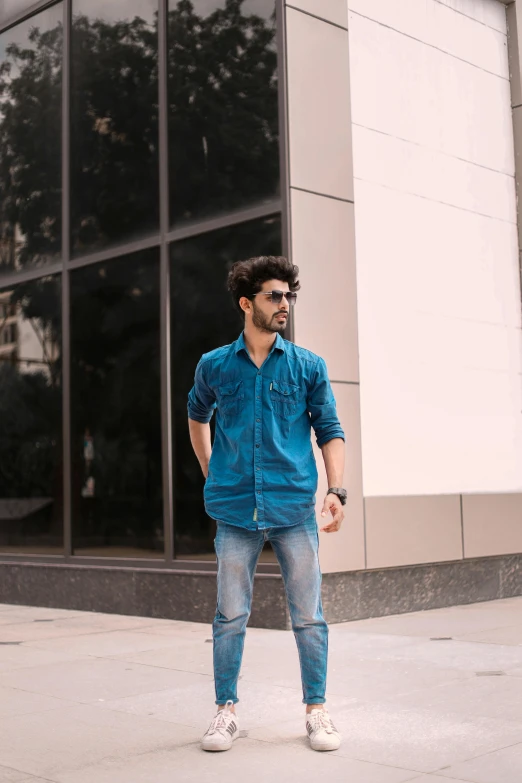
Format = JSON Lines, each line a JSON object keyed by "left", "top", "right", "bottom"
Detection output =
{"left": 327, "top": 487, "right": 347, "bottom": 506}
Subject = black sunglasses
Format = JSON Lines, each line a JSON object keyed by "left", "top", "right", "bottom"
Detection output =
{"left": 251, "top": 290, "right": 297, "bottom": 306}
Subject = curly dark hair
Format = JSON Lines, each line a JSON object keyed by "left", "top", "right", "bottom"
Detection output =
{"left": 227, "top": 256, "right": 300, "bottom": 314}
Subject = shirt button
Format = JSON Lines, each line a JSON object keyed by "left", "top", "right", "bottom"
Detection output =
{"left": 256, "top": 444, "right": 259, "bottom": 448}
{"left": 257, "top": 490, "right": 261, "bottom": 494}
{"left": 256, "top": 418, "right": 260, "bottom": 422}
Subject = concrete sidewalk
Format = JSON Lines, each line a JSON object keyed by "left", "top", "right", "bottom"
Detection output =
{"left": 1, "top": 598, "right": 522, "bottom": 783}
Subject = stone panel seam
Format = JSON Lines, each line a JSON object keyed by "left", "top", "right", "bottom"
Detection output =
{"left": 290, "top": 185, "right": 354, "bottom": 204}
{"left": 363, "top": 497, "right": 368, "bottom": 569}
{"left": 434, "top": 0, "right": 508, "bottom": 34}
{"left": 460, "top": 494, "right": 466, "bottom": 559}
{"left": 349, "top": 9, "right": 510, "bottom": 82}
{"left": 506, "top": 0, "right": 522, "bottom": 311}
{"left": 285, "top": 4, "right": 348, "bottom": 32}
{"left": 353, "top": 122, "right": 516, "bottom": 179}
{"left": 355, "top": 176, "right": 517, "bottom": 225}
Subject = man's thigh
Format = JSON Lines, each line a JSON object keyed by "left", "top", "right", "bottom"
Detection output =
{"left": 267, "top": 518, "right": 323, "bottom": 621}
{"left": 214, "top": 523, "right": 264, "bottom": 618}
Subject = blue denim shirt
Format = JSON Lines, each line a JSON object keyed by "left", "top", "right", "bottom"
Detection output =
{"left": 187, "top": 332, "right": 345, "bottom": 530}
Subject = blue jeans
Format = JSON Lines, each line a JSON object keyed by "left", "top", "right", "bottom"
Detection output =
{"left": 213, "top": 515, "right": 328, "bottom": 705}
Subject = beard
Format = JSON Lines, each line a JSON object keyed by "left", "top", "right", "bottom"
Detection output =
{"left": 252, "top": 300, "right": 287, "bottom": 334}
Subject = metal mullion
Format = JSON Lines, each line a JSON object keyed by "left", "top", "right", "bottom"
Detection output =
{"left": 66, "top": 234, "right": 162, "bottom": 271}
{"left": 164, "top": 199, "right": 282, "bottom": 245}
{"left": 61, "top": 0, "right": 72, "bottom": 559}
{"left": 158, "top": 0, "right": 174, "bottom": 563}
{"left": 276, "top": 0, "right": 293, "bottom": 342}
{"left": 0, "top": 552, "right": 280, "bottom": 573}
{"left": 0, "top": 262, "right": 63, "bottom": 291}
{"left": 0, "top": 0, "right": 58, "bottom": 34}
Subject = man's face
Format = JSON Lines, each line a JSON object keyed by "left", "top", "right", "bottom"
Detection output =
{"left": 251, "top": 279, "right": 291, "bottom": 334}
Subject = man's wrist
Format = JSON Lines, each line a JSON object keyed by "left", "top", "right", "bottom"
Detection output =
{"left": 326, "top": 487, "right": 347, "bottom": 506}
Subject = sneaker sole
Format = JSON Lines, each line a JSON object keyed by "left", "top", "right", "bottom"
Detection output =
{"left": 310, "top": 740, "right": 341, "bottom": 752}
{"left": 201, "top": 734, "right": 238, "bottom": 752}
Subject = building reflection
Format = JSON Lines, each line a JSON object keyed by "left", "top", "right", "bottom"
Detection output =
{"left": 0, "top": 279, "right": 63, "bottom": 552}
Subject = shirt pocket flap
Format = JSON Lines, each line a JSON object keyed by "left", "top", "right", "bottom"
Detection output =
{"left": 219, "top": 379, "right": 243, "bottom": 397}
{"left": 271, "top": 379, "right": 299, "bottom": 397}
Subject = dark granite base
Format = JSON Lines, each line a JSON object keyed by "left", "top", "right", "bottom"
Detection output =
{"left": 0, "top": 563, "right": 288, "bottom": 629}
{"left": 322, "top": 554, "right": 522, "bottom": 623}
{"left": 0, "top": 554, "right": 521, "bottom": 629}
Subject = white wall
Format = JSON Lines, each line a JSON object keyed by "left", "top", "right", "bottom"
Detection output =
{"left": 348, "top": 0, "right": 522, "bottom": 497}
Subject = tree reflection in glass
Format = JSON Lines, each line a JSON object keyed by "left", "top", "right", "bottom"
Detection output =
{"left": 70, "top": 250, "right": 164, "bottom": 557}
{"left": 168, "top": 0, "right": 279, "bottom": 226}
{"left": 0, "top": 4, "right": 63, "bottom": 275}
{"left": 0, "top": 276, "right": 63, "bottom": 553}
{"left": 70, "top": 0, "right": 159, "bottom": 256}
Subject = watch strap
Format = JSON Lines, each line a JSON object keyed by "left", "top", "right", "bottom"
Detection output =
{"left": 327, "top": 487, "right": 347, "bottom": 505}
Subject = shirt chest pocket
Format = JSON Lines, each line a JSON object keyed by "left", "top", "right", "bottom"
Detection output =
{"left": 217, "top": 379, "right": 244, "bottom": 418}
{"left": 269, "top": 379, "right": 302, "bottom": 419}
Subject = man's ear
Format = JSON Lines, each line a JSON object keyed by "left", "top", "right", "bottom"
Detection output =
{"left": 239, "top": 296, "right": 251, "bottom": 314}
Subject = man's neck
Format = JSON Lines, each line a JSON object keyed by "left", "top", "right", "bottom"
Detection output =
{"left": 243, "top": 325, "right": 278, "bottom": 368}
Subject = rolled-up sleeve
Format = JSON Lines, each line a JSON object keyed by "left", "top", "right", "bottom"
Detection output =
{"left": 307, "top": 357, "right": 345, "bottom": 448}
{"left": 187, "top": 360, "right": 216, "bottom": 423}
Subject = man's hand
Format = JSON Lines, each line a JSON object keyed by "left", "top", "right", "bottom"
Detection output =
{"left": 320, "top": 493, "right": 344, "bottom": 533}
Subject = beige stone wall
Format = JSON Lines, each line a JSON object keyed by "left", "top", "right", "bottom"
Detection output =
{"left": 283, "top": 0, "right": 522, "bottom": 573}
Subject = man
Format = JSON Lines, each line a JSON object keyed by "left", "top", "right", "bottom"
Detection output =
{"left": 188, "top": 255, "right": 346, "bottom": 753}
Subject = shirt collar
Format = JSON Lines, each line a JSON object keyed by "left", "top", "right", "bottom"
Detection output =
{"left": 235, "top": 332, "right": 286, "bottom": 355}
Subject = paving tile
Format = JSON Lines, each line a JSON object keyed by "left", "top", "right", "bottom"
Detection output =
{"left": 344, "top": 637, "right": 522, "bottom": 673}
{"left": 241, "top": 640, "right": 473, "bottom": 702}
{"left": 0, "top": 614, "right": 162, "bottom": 643}
{"left": 0, "top": 686, "right": 74, "bottom": 718}
{"left": 107, "top": 635, "right": 214, "bottom": 675}
{"left": 379, "top": 674, "right": 522, "bottom": 722}
{"left": 329, "top": 658, "right": 471, "bottom": 702}
{"left": 99, "top": 677, "right": 354, "bottom": 731}
{"left": 0, "top": 605, "right": 86, "bottom": 620}
{"left": 0, "top": 704, "right": 197, "bottom": 780}
{"left": 0, "top": 775, "right": 53, "bottom": 783}
{"left": 45, "top": 738, "right": 420, "bottom": 783}
{"left": 441, "top": 741, "right": 522, "bottom": 782}
{"left": 0, "top": 765, "right": 40, "bottom": 782}
{"left": 24, "top": 630, "right": 199, "bottom": 658}
{"left": 250, "top": 702, "right": 522, "bottom": 773}
{"left": 0, "top": 645, "right": 90, "bottom": 674}
{"left": 331, "top": 606, "right": 522, "bottom": 639}
{"left": 132, "top": 621, "right": 213, "bottom": 639}
{"left": 0, "top": 657, "right": 200, "bottom": 702}
{"left": 455, "top": 625, "right": 522, "bottom": 646}
{"left": 328, "top": 629, "right": 422, "bottom": 652}
{"left": 402, "top": 778, "right": 471, "bottom": 782}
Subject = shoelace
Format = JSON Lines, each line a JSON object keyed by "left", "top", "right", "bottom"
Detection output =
{"left": 308, "top": 710, "right": 335, "bottom": 734}
{"left": 207, "top": 706, "right": 234, "bottom": 736}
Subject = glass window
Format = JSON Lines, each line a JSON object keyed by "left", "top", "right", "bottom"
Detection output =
{"left": 70, "top": 249, "right": 164, "bottom": 557}
{"left": 0, "top": 4, "right": 63, "bottom": 276}
{"left": 0, "top": 1, "right": 48, "bottom": 27}
{"left": 0, "top": 276, "right": 63, "bottom": 554}
{"left": 168, "top": 0, "right": 279, "bottom": 227}
{"left": 170, "top": 214, "right": 281, "bottom": 559}
{"left": 70, "top": 0, "right": 159, "bottom": 257}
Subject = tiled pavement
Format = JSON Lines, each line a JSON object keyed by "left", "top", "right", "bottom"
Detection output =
{"left": 1, "top": 596, "right": 522, "bottom": 782}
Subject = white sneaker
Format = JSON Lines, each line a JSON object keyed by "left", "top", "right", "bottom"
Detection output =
{"left": 201, "top": 700, "right": 240, "bottom": 752}
{"left": 305, "top": 708, "right": 341, "bottom": 751}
